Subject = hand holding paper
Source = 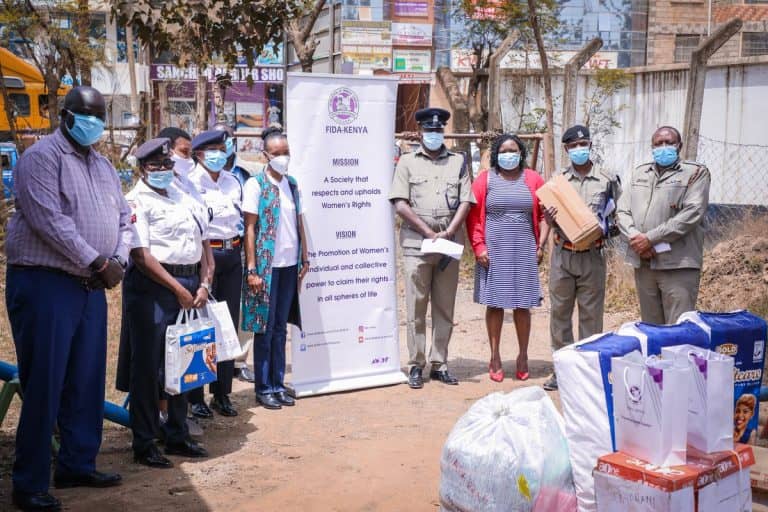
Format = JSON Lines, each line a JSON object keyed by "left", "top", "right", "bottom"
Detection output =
{"left": 421, "top": 238, "right": 464, "bottom": 260}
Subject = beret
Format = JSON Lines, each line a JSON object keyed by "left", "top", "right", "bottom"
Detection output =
{"left": 415, "top": 107, "right": 450, "bottom": 128}
{"left": 191, "top": 129, "right": 228, "bottom": 150}
{"left": 562, "top": 124, "right": 590, "bottom": 143}
{"left": 135, "top": 137, "right": 171, "bottom": 162}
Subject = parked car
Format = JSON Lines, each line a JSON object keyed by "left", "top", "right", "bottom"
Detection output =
{"left": 0, "top": 142, "right": 18, "bottom": 199}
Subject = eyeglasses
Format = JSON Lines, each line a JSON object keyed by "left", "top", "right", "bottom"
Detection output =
{"left": 144, "top": 158, "right": 175, "bottom": 170}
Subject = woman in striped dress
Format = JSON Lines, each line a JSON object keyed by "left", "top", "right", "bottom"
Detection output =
{"left": 466, "top": 134, "right": 550, "bottom": 382}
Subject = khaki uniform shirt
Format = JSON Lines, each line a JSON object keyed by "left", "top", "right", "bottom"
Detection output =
{"left": 616, "top": 160, "right": 711, "bottom": 270}
{"left": 554, "top": 163, "right": 621, "bottom": 243}
{"left": 388, "top": 146, "right": 476, "bottom": 255}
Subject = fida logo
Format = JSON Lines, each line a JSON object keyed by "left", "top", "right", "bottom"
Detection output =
{"left": 754, "top": 340, "right": 765, "bottom": 363}
{"left": 328, "top": 87, "right": 359, "bottom": 125}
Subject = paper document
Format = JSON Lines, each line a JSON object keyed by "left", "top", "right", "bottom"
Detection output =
{"left": 420, "top": 238, "right": 465, "bottom": 260}
{"left": 654, "top": 242, "right": 671, "bottom": 253}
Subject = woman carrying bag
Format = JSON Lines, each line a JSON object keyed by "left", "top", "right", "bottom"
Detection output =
{"left": 242, "top": 127, "right": 309, "bottom": 410}
{"left": 120, "top": 138, "right": 212, "bottom": 469}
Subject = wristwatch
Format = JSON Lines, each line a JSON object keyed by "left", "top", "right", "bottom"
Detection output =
{"left": 199, "top": 281, "right": 211, "bottom": 292}
{"left": 247, "top": 268, "right": 259, "bottom": 276}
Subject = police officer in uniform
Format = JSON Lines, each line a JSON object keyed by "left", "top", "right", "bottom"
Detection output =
{"left": 121, "top": 138, "right": 212, "bottom": 468}
{"left": 543, "top": 125, "right": 621, "bottom": 391}
{"left": 187, "top": 130, "right": 242, "bottom": 418}
{"left": 616, "top": 126, "right": 710, "bottom": 324}
{"left": 389, "top": 107, "right": 475, "bottom": 389}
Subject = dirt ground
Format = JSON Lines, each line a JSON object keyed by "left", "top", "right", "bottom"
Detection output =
{"left": 0, "top": 257, "right": 766, "bottom": 511}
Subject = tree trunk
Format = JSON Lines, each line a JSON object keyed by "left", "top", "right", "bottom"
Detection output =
{"left": 45, "top": 66, "right": 61, "bottom": 132}
{"left": 0, "top": 60, "right": 19, "bottom": 145}
{"left": 125, "top": 24, "right": 140, "bottom": 121}
{"left": 527, "top": 0, "right": 556, "bottom": 179}
{"left": 76, "top": 0, "right": 91, "bottom": 85}
{"left": 195, "top": 66, "right": 208, "bottom": 133}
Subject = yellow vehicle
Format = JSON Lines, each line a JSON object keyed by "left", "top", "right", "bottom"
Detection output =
{"left": 0, "top": 46, "right": 69, "bottom": 135}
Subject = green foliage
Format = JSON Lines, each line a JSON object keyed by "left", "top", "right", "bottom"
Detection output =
{"left": 582, "top": 68, "right": 631, "bottom": 162}
{"left": 111, "top": 0, "right": 300, "bottom": 69}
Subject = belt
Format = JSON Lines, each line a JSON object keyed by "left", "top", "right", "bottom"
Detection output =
{"left": 209, "top": 236, "right": 241, "bottom": 250}
{"left": 555, "top": 234, "right": 603, "bottom": 253}
{"left": 161, "top": 262, "right": 201, "bottom": 277}
{"left": 8, "top": 264, "right": 102, "bottom": 291}
{"left": 411, "top": 207, "right": 454, "bottom": 217}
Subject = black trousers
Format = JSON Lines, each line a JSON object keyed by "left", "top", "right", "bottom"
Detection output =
{"left": 122, "top": 266, "right": 198, "bottom": 454}
{"left": 189, "top": 247, "right": 242, "bottom": 403}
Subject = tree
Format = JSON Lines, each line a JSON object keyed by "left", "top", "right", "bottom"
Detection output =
{"left": 1, "top": 0, "right": 102, "bottom": 131}
{"left": 113, "top": 0, "right": 300, "bottom": 132}
{"left": 285, "top": 0, "right": 327, "bottom": 73}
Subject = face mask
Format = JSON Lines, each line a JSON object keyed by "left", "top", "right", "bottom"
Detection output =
{"left": 422, "top": 132, "right": 444, "bottom": 151}
{"left": 497, "top": 152, "right": 521, "bottom": 171}
{"left": 146, "top": 170, "right": 174, "bottom": 190}
{"left": 66, "top": 111, "right": 105, "bottom": 146}
{"left": 568, "top": 147, "right": 591, "bottom": 166}
{"left": 652, "top": 146, "right": 679, "bottom": 168}
{"left": 203, "top": 150, "right": 228, "bottom": 172}
{"left": 171, "top": 153, "right": 194, "bottom": 177}
{"left": 225, "top": 137, "right": 235, "bottom": 157}
{"left": 269, "top": 155, "right": 290, "bottom": 175}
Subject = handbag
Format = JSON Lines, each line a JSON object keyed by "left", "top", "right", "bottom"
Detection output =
{"left": 612, "top": 351, "right": 690, "bottom": 466}
{"left": 205, "top": 296, "right": 243, "bottom": 362}
{"left": 165, "top": 309, "right": 217, "bottom": 395}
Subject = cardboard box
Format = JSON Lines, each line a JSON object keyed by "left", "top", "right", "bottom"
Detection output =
{"left": 535, "top": 174, "right": 603, "bottom": 250}
{"left": 750, "top": 445, "right": 768, "bottom": 493}
{"left": 594, "top": 444, "right": 755, "bottom": 512}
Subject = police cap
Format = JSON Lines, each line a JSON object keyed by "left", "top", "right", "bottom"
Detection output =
{"left": 135, "top": 138, "right": 171, "bottom": 163}
{"left": 191, "top": 129, "right": 228, "bottom": 151}
{"left": 562, "top": 124, "right": 590, "bottom": 144}
{"left": 415, "top": 107, "right": 450, "bottom": 129}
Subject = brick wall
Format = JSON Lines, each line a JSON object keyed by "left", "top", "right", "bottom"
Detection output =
{"left": 714, "top": 5, "right": 768, "bottom": 24}
{"left": 647, "top": 0, "right": 709, "bottom": 64}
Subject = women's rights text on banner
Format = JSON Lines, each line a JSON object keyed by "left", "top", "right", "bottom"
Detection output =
{"left": 286, "top": 73, "right": 405, "bottom": 396}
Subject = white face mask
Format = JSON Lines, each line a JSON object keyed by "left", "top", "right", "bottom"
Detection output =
{"left": 269, "top": 155, "right": 290, "bottom": 175}
{"left": 171, "top": 153, "right": 195, "bottom": 177}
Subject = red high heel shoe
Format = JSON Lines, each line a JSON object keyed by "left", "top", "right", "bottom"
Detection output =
{"left": 516, "top": 355, "right": 529, "bottom": 381}
{"left": 489, "top": 364, "right": 504, "bottom": 382}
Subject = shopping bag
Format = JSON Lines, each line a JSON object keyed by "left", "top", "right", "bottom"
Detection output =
{"left": 165, "top": 309, "right": 217, "bottom": 395}
{"left": 439, "top": 387, "right": 576, "bottom": 512}
{"left": 661, "top": 344, "right": 734, "bottom": 453}
{"left": 612, "top": 351, "right": 689, "bottom": 466}
{"left": 206, "top": 298, "right": 242, "bottom": 362}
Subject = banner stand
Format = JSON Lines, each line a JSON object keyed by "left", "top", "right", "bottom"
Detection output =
{"left": 286, "top": 72, "right": 406, "bottom": 396}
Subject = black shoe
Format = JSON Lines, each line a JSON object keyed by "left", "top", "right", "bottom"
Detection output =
{"left": 256, "top": 393, "right": 282, "bottom": 410}
{"left": 274, "top": 391, "right": 295, "bottom": 406}
{"left": 408, "top": 367, "right": 424, "bottom": 389}
{"left": 53, "top": 470, "right": 122, "bottom": 489}
{"left": 165, "top": 439, "right": 209, "bottom": 458}
{"left": 11, "top": 490, "right": 61, "bottom": 511}
{"left": 134, "top": 445, "right": 173, "bottom": 468}
{"left": 239, "top": 367, "right": 256, "bottom": 383}
{"left": 190, "top": 402, "right": 213, "bottom": 419}
{"left": 429, "top": 369, "right": 459, "bottom": 385}
{"left": 543, "top": 373, "right": 558, "bottom": 391}
{"left": 211, "top": 395, "right": 238, "bottom": 417}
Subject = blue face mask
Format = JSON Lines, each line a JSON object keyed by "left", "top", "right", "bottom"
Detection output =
{"left": 568, "top": 147, "right": 591, "bottom": 166}
{"left": 497, "top": 152, "right": 521, "bottom": 171}
{"left": 653, "top": 146, "right": 679, "bottom": 167}
{"left": 146, "top": 170, "right": 174, "bottom": 190}
{"left": 225, "top": 137, "right": 234, "bottom": 157}
{"left": 66, "top": 111, "right": 105, "bottom": 146}
{"left": 203, "top": 150, "right": 228, "bottom": 172}
{"left": 422, "top": 132, "right": 444, "bottom": 151}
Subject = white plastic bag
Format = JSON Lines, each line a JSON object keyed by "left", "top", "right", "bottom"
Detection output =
{"left": 612, "top": 352, "right": 689, "bottom": 466}
{"left": 165, "top": 309, "right": 217, "bottom": 395}
{"left": 206, "top": 298, "right": 242, "bottom": 362}
{"left": 439, "top": 387, "right": 576, "bottom": 512}
{"left": 661, "top": 344, "right": 734, "bottom": 453}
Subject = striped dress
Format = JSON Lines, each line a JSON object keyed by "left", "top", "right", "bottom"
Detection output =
{"left": 474, "top": 169, "right": 542, "bottom": 309}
